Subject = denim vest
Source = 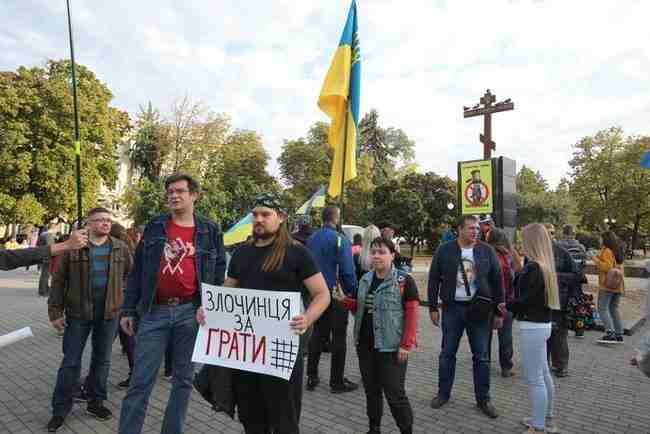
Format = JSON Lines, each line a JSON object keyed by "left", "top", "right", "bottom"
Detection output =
{"left": 353, "top": 268, "right": 406, "bottom": 352}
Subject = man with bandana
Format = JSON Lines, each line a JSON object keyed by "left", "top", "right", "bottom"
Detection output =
{"left": 118, "top": 173, "right": 226, "bottom": 434}
{"left": 198, "top": 192, "right": 330, "bottom": 434}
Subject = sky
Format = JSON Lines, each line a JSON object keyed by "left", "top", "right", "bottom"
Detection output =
{"left": 2, "top": 0, "right": 650, "bottom": 187}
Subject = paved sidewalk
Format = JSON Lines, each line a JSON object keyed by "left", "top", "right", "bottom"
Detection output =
{"left": 1, "top": 269, "right": 649, "bottom": 433}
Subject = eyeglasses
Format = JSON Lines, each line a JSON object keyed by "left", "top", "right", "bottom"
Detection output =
{"left": 166, "top": 188, "right": 190, "bottom": 196}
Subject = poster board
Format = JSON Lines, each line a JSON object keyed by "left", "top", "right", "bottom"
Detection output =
{"left": 192, "top": 284, "right": 301, "bottom": 380}
{"left": 458, "top": 159, "right": 494, "bottom": 215}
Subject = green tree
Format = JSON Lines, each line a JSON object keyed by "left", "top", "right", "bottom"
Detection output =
{"left": 0, "top": 60, "right": 129, "bottom": 222}
{"left": 515, "top": 166, "right": 571, "bottom": 227}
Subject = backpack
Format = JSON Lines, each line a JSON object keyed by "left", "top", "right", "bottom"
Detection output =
{"left": 604, "top": 266, "right": 624, "bottom": 291}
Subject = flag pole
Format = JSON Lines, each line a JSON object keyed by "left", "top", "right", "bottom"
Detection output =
{"left": 339, "top": 109, "right": 350, "bottom": 223}
{"left": 66, "top": 0, "right": 83, "bottom": 226}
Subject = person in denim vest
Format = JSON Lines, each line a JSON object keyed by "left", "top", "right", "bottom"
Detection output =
{"left": 118, "top": 173, "right": 226, "bottom": 434}
{"left": 428, "top": 214, "right": 504, "bottom": 419}
{"left": 335, "top": 236, "right": 419, "bottom": 434}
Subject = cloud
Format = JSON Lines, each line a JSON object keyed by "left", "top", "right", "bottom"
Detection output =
{"left": 1, "top": 0, "right": 649, "bottom": 187}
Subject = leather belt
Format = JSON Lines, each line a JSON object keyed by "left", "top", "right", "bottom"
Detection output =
{"left": 155, "top": 295, "right": 196, "bottom": 306}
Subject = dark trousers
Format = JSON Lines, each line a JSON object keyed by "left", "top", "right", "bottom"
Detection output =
{"left": 117, "top": 327, "right": 136, "bottom": 372}
{"left": 487, "top": 311, "right": 514, "bottom": 371}
{"left": 235, "top": 356, "right": 304, "bottom": 434}
{"left": 38, "top": 262, "right": 50, "bottom": 296}
{"left": 438, "top": 302, "right": 491, "bottom": 403}
{"left": 307, "top": 302, "right": 348, "bottom": 385}
{"left": 547, "top": 318, "right": 569, "bottom": 371}
{"left": 164, "top": 341, "right": 174, "bottom": 376}
{"left": 357, "top": 346, "right": 413, "bottom": 434}
{"left": 51, "top": 317, "right": 117, "bottom": 416}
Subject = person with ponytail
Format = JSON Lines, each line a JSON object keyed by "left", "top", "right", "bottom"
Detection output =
{"left": 499, "top": 223, "right": 560, "bottom": 434}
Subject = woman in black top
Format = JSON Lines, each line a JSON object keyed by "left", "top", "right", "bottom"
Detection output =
{"left": 499, "top": 223, "right": 560, "bottom": 434}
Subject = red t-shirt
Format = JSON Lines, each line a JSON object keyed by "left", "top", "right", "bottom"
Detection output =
{"left": 157, "top": 221, "right": 197, "bottom": 298}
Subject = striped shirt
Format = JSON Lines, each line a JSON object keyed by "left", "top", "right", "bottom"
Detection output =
{"left": 90, "top": 241, "right": 111, "bottom": 320}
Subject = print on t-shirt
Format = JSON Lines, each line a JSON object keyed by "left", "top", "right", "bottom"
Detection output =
{"left": 455, "top": 247, "right": 477, "bottom": 300}
{"left": 162, "top": 237, "right": 196, "bottom": 276}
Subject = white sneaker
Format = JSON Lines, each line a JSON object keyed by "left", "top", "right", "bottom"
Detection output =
{"left": 522, "top": 417, "right": 559, "bottom": 433}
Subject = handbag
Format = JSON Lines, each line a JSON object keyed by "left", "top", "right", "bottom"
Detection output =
{"left": 604, "top": 265, "right": 623, "bottom": 291}
{"left": 458, "top": 252, "right": 493, "bottom": 322}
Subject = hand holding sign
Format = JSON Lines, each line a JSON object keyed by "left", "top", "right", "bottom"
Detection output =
{"left": 193, "top": 284, "right": 301, "bottom": 380}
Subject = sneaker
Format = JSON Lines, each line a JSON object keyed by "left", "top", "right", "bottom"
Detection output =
{"left": 501, "top": 369, "right": 515, "bottom": 378}
{"left": 430, "top": 395, "right": 449, "bottom": 409}
{"left": 306, "top": 376, "right": 320, "bottom": 391}
{"left": 615, "top": 334, "right": 624, "bottom": 344}
{"left": 330, "top": 378, "right": 358, "bottom": 394}
{"left": 72, "top": 385, "right": 88, "bottom": 403}
{"left": 597, "top": 331, "right": 618, "bottom": 344}
{"left": 554, "top": 368, "right": 568, "bottom": 378}
{"left": 523, "top": 416, "right": 560, "bottom": 433}
{"left": 87, "top": 401, "right": 112, "bottom": 420}
{"left": 47, "top": 415, "right": 65, "bottom": 432}
{"left": 118, "top": 376, "right": 131, "bottom": 389}
{"left": 477, "top": 400, "right": 498, "bottom": 419}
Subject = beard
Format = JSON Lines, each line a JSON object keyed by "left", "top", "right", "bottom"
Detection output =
{"left": 253, "top": 226, "right": 278, "bottom": 241}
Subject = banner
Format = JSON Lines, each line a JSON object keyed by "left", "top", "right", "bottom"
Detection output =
{"left": 459, "top": 159, "right": 494, "bottom": 215}
{"left": 192, "top": 284, "right": 301, "bottom": 380}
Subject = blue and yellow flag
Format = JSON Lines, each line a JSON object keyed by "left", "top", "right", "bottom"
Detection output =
{"left": 223, "top": 213, "right": 253, "bottom": 247}
{"left": 318, "top": 0, "right": 361, "bottom": 198}
{"left": 641, "top": 151, "right": 650, "bottom": 169}
{"left": 296, "top": 185, "right": 327, "bottom": 215}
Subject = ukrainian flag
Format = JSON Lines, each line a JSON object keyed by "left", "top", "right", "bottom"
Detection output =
{"left": 296, "top": 185, "right": 327, "bottom": 215}
{"left": 223, "top": 213, "right": 253, "bottom": 247}
{"left": 318, "top": 0, "right": 360, "bottom": 198}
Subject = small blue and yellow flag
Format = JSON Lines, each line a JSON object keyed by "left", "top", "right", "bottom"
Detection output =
{"left": 223, "top": 213, "right": 253, "bottom": 247}
{"left": 641, "top": 151, "right": 650, "bottom": 169}
{"left": 318, "top": 0, "right": 361, "bottom": 198}
{"left": 296, "top": 185, "right": 327, "bottom": 215}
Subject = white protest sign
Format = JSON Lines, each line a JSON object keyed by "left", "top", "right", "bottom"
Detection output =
{"left": 0, "top": 327, "right": 33, "bottom": 349}
{"left": 192, "top": 284, "right": 301, "bottom": 380}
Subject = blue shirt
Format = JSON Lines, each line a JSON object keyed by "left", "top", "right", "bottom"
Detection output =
{"left": 305, "top": 226, "right": 357, "bottom": 295}
{"left": 90, "top": 241, "right": 111, "bottom": 320}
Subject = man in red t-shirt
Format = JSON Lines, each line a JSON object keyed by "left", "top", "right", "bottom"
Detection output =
{"left": 119, "top": 173, "right": 226, "bottom": 434}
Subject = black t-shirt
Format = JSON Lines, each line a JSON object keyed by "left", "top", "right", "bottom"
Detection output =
{"left": 358, "top": 272, "right": 419, "bottom": 350}
{"left": 228, "top": 242, "right": 320, "bottom": 293}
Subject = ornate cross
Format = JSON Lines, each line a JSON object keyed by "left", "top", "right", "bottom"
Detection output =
{"left": 463, "top": 89, "right": 514, "bottom": 159}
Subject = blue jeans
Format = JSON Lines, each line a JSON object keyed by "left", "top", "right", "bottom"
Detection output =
{"left": 598, "top": 290, "right": 623, "bottom": 335}
{"left": 438, "top": 302, "right": 491, "bottom": 403}
{"left": 118, "top": 303, "right": 198, "bottom": 434}
{"left": 51, "top": 317, "right": 118, "bottom": 416}
{"left": 519, "top": 324, "right": 554, "bottom": 430}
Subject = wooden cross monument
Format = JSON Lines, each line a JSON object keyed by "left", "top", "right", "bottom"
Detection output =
{"left": 463, "top": 89, "right": 514, "bottom": 159}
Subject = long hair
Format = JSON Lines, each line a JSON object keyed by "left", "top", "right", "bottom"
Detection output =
{"left": 522, "top": 223, "right": 560, "bottom": 310}
{"left": 253, "top": 218, "right": 295, "bottom": 273}
{"left": 602, "top": 231, "right": 624, "bottom": 264}
{"left": 360, "top": 224, "right": 381, "bottom": 271}
{"left": 487, "top": 227, "right": 511, "bottom": 255}
{"left": 110, "top": 223, "right": 128, "bottom": 242}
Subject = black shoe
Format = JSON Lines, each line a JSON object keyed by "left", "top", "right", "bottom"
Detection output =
{"left": 477, "top": 400, "right": 498, "bottom": 418}
{"left": 430, "top": 395, "right": 448, "bottom": 409}
{"left": 118, "top": 376, "right": 131, "bottom": 389}
{"left": 47, "top": 416, "right": 64, "bottom": 432}
{"left": 367, "top": 428, "right": 381, "bottom": 434}
{"left": 72, "top": 385, "right": 88, "bottom": 403}
{"left": 615, "top": 334, "right": 624, "bottom": 343}
{"left": 330, "top": 378, "right": 358, "bottom": 393}
{"left": 554, "top": 368, "right": 568, "bottom": 378}
{"left": 501, "top": 369, "right": 515, "bottom": 378}
{"left": 87, "top": 401, "right": 112, "bottom": 420}
{"left": 306, "top": 376, "right": 320, "bottom": 391}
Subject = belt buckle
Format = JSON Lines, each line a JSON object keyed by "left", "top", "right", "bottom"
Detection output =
{"left": 167, "top": 297, "right": 180, "bottom": 306}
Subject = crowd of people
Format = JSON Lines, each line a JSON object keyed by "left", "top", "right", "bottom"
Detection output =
{"left": 0, "top": 171, "right": 648, "bottom": 434}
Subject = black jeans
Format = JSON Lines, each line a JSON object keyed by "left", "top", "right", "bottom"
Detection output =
{"left": 307, "top": 302, "right": 348, "bottom": 385}
{"left": 357, "top": 346, "right": 413, "bottom": 434}
{"left": 547, "top": 318, "right": 569, "bottom": 371}
{"left": 235, "top": 356, "right": 304, "bottom": 434}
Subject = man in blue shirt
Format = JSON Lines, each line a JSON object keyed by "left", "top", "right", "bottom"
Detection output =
{"left": 306, "top": 206, "right": 358, "bottom": 393}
